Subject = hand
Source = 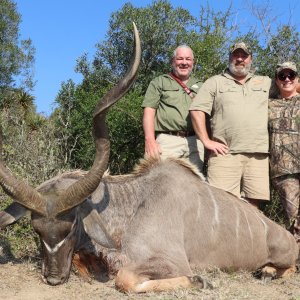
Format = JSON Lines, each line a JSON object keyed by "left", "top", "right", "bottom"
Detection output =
{"left": 144, "top": 140, "right": 162, "bottom": 159}
{"left": 204, "top": 140, "right": 229, "bottom": 155}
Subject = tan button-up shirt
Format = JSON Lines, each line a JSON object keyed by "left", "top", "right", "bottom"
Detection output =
{"left": 190, "top": 70, "right": 271, "bottom": 153}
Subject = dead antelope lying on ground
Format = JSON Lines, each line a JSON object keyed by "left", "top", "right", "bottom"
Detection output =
{"left": 0, "top": 24, "right": 298, "bottom": 293}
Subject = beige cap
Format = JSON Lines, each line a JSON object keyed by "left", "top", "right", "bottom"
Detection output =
{"left": 230, "top": 42, "right": 252, "bottom": 55}
{"left": 276, "top": 61, "right": 298, "bottom": 74}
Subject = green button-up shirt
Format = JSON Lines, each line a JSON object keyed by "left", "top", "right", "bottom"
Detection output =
{"left": 190, "top": 69, "right": 271, "bottom": 153}
{"left": 142, "top": 74, "right": 202, "bottom": 132}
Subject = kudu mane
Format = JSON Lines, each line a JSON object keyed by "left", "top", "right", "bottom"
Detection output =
{"left": 103, "top": 157, "right": 205, "bottom": 183}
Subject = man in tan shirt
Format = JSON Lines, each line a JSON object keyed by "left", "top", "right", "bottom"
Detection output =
{"left": 190, "top": 42, "right": 270, "bottom": 208}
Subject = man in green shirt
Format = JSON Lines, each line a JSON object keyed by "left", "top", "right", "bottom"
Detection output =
{"left": 190, "top": 42, "right": 271, "bottom": 208}
{"left": 142, "top": 45, "right": 204, "bottom": 171}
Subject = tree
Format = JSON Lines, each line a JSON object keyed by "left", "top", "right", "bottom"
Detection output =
{"left": 0, "top": 101, "right": 68, "bottom": 258}
{"left": 54, "top": 79, "right": 107, "bottom": 169}
{"left": 52, "top": 79, "right": 80, "bottom": 166}
{"left": 0, "top": 0, "right": 35, "bottom": 93}
{"left": 255, "top": 25, "right": 300, "bottom": 77}
{"left": 0, "top": 0, "right": 69, "bottom": 257}
{"left": 246, "top": 1, "right": 300, "bottom": 77}
{"left": 191, "top": 3, "right": 238, "bottom": 80}
{"left": 56, "top": 0, "right": 198, "bottom": 173}
{"left": 93, "top": 0, "right": 196, "bottom": 91}
{"left": 107, "top": 90, "right": 144, "bottom": 174}
{"left": 55, "top": 0, "right": 259, "bottom": 174}
{"left": 55, "top": 0, "right": 300, "bottom": 177}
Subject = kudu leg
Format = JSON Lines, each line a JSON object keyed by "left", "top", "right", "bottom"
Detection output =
{"left": 115, "top": 267, "right": 212, "bottom": 293}
{"left": 261, "top": 265, "right": 296, "bottom": 283}
{"left": 72, "top": 252, "right": 91, "bottom": 282}
{"left": 72, "top": 250, "right": 108, "bottom": 282}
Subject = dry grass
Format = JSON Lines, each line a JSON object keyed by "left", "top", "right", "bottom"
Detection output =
{"left": 1, "top": 261, "right": 300, "bottom": 300}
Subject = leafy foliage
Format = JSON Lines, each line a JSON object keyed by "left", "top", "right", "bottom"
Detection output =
{"left": 94, "top": 1, "right": 196, "bottom": 91}
{"left": 54, "top": 79, "right": 108, "bottom": 169}
{"left": 256, "top": 25, "right": 300, "bottom": 77}
{"left": 0, "top": 0, "right": 35, "bottom": 91}
{"left": 55, "top": 0, "right": 300, "bottom": 180}
{"left": 56, "top": 0, "right": 243, "bottom": 174}
{"left": 54, "top": 82, "right": 144, "bottom": 173}
{"left": 191, "top": 3, "right": 237, "bottom": 80}
{"left": 56, "top": 0, "right": 199, "bottom": 173}
{"left": 107, "top": 89, "right": 144, "bottom": 173}
{"left": 0, "top": 104, "right": 68, "bottom": 258}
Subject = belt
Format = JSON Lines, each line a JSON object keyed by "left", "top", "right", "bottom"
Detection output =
{"left": 156, "top": 131, "right": 195, "bottom": 138}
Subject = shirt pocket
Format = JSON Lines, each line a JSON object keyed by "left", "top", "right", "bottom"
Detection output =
{"left": 250, "top": 86, "right": 268, "bottom": 102}
{"left": 219, "top": 86, "right": 239, "bottom": 93}
{"left": 216, "top": 86, "right": 239, "bottom": 108}
{"left": 251, "top": 86, "right": 268, "bottom": 93}
{"left": 161, "top": 86, "right": 181, "bottom": 105}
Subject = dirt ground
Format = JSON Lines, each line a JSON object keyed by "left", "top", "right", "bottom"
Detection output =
{"left": 0, "top": 260, "right": 300, "bottom": 300}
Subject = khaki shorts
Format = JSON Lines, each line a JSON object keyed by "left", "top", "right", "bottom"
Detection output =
{"left": 207, "top": 153, "right": 270, "bottom": 200}
{"left": 156, "top": 133, "right": 204, "bottom": 172}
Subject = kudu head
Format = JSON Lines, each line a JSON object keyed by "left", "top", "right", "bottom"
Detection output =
{"left": 0, "top": 23, "right": 141, "bottom": 285}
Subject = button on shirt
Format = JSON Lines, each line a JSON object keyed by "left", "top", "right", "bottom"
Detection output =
{"left": 190, "top": 70, "right": 271, "bottom": 153}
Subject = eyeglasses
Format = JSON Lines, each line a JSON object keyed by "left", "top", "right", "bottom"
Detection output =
{"left": 277, "top": 72, "right": 298, "bottom": 81}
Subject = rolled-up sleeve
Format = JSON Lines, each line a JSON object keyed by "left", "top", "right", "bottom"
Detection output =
{"left": 189, "top": 77, "right": 216, "bottom": 116}
{"left": 141, "top": 77, "right": 161, "bottom": 109}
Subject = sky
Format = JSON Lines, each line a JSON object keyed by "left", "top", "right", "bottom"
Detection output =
{"left": 15, "top": 0, "right": 300, "bottom": 115}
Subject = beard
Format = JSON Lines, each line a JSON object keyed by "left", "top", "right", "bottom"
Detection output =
{"left": 229, "top": 62, "right": 252, "bottom": 77}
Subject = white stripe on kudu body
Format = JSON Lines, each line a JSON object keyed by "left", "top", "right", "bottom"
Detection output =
{"left": 206, "top": 185, "right": 220, "bottom": 226}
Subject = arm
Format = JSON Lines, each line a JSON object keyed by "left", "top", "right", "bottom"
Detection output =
{"left": 190, "top": 110, "right": 228, "bottom": 155}
{"left": 142, "top": 107, "right": 161, "bottom": 159}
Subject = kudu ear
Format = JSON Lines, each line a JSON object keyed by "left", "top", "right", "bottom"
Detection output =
{"left": 80, "top": 200, "right": 116, "bottom": 249}
{"left": 0, "top": 202, "right": 28, "bottom": 229}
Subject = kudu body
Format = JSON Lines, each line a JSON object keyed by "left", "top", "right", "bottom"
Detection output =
{"left": 0, "top": 24, "right": 298, "bottom": 293}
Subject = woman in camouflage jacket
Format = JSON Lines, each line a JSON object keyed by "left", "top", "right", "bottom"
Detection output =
{"left": 269, "top": 62, "right": 300, "bottom": 242}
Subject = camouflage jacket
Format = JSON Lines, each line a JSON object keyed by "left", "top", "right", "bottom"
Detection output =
{"left": 268, "top": 94, "right": 300, "bottom": 178}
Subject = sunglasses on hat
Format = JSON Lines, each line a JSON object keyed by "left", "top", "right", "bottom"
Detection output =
{"left": 277, "top": 71, "right": 298, "bottom": 81}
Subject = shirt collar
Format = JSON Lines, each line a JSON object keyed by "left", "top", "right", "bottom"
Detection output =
{"left": 165, "top": 73, "right": 201, "bottom": 88}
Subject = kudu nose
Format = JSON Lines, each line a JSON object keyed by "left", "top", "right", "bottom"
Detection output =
{"left": 46, "top": 276, "right": 65, "bottom": 286}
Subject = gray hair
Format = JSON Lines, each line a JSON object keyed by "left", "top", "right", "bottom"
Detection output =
{"left": 172, "top": 45, "right": 194, "bottom": 60}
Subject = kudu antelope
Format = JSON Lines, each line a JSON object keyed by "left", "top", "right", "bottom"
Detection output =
{"left": 0, "top": 24, "right": 298, "bottom": 293}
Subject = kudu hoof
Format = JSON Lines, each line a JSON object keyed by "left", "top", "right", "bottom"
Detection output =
{"left": 188, "top": 275, "right": 213, "bottom": 289}
{"left": 261, "top": 266, "right": 277, "bottom": 284}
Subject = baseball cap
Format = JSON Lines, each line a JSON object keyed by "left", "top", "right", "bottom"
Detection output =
{"left": 276, "top": 61, "right": 298, "bottom": 74}
{"left": 230, "top": 42, "right": 252, "bottom": 55}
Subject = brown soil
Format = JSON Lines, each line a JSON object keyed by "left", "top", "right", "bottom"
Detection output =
{"left": 0, "top": 261, "right": 300, "bottom": 300}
